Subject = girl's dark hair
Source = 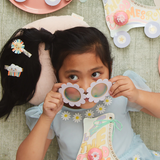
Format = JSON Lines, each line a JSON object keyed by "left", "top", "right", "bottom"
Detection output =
{"left": 0, "top": 28, "right": 54, "bottom": 119}
{"left": 50, "top": 27, "right": 112, "bottom": 81}
{"left": 0, "top": 26, "right": 112, "bottom": 120}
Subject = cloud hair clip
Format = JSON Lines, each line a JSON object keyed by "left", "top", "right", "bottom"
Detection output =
{"left": 5, "top": 64, "right": 23, "bottom": 77}
{"left": 11, "top": 39, "right": 32, "bottom": 57}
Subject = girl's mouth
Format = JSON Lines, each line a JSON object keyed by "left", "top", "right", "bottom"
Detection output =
{"left": 85, "top": 98, "right": 89, "bottom": 102}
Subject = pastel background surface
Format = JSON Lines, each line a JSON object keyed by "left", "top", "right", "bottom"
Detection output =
{"left": 0, "top": 0, "right": 160, "bottom": 159}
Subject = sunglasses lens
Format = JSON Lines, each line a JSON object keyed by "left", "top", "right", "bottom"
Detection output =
{"left": 91, "top": 83, "right": 107, "bottom": 98}
{"left": 64, "top": 87, "right": 81, "bottom": 102}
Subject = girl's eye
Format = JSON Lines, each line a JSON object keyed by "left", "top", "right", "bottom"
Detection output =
{"left": 69, "top": 75, "right": 78, "bottom": 80}
{"left": 92, "top": 72, "right": 100, "bottom": 78}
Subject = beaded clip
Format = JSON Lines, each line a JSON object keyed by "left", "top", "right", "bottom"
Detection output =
{"left": 11, "top": 39, "right": 32, "bottom": 58}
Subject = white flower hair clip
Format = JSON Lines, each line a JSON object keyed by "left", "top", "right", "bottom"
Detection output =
{"left": 59, "top": 79, "right": 112, "bottom": 107}
{"left": 4, "top": 64, "right": 23, "bottom": 77}
{"left": 59, "top": 83, "right": 86, "bottom": 107}
{"left": 86, "top": 79, "right": 112, "bottom": 103}
{"left": 11, "top": 39, "right": 32, "bottom": 58}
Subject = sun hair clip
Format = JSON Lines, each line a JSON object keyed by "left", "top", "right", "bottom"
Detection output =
{"left": 58, "top": 79, "right": 112, "bottom": 107}
{"left": 4, "top": 64, "right": 23, "bottom": 77}
{"left": 11, "top": 39, "right": 32, "bottom": 58}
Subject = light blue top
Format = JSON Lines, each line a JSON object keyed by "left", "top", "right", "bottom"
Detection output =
{"left": 25, "top": 70, "right": 160, "bottom": 160}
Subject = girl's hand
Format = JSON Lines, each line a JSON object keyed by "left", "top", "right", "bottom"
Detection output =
{"left": 109, "top": 76, "right": 139, "bottom": 102}
{"left": 42, "top": 83, "right": 64, "bottom": 120}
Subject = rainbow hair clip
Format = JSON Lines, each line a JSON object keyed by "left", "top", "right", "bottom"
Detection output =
{"left": 11, "top": 39, "right": 32, "bottom": 57}
{"left": 5, "top": 64, "right": 23, "bottom": 77}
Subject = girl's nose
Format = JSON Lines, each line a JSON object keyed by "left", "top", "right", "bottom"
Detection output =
{"left": 80, "top": 79, "right": 92, "bottom": 93}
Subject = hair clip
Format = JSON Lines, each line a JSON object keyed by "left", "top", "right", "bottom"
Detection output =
{"left": 4, "top": 64, "right": 23, "bottom": 77}
{"left": 11, "top": 39, "right": 32, "bottom": 58}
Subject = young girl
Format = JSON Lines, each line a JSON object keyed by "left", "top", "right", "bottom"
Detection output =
{"left": 0, "top": 27, "right": 160, "bottom": 160}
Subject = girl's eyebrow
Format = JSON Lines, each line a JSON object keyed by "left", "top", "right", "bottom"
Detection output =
{"left": 65, "top": 66, "right": 104, "bottom": 74}
{"left": 65, "top": 70, "right": 80, "bottom": 74}
{"left": 90, "top": 66, "right": 104, "bottom": 71}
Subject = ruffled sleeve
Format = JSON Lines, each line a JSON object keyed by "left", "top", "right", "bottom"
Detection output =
{"left": 123, "top": 70, "right": 151, "bottom": 112}
{"left": 25, "top": 103, "right": 55, "bottom": 139}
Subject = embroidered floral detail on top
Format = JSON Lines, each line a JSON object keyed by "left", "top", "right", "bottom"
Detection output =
{"left": 152, "top": 151, "right": 160, "bottom": 156}
{"left": 85, "top": 110, "right": 94, "bottom": 118}
{"left": 133, "top": 155, "right": 140, "bottom": 160}
{"left": 103, "top": 96, "right": 112, "bottom": 105}
{"left": 96, "top": 104, "right": 105, "bottom": 114}
{"left": 61, "top": 111, "right": 71, "bottom": 121}
{"left": 60, "top": 97, "right": 113, "bottom": 122}
{"left": 73, "top": 113, "right": 82, "bottom": 123}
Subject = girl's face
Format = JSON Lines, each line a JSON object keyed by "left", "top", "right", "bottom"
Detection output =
{"left": 58, "top": 52, "right": 110, "bottom": 109}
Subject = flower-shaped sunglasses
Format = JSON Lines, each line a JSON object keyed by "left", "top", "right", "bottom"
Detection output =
{"left": 59, "top": 79, "right": 112, "bottom": 107}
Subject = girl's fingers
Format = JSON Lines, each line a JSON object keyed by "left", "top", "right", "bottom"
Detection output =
{"left": 111, "top": 84, "right": 129, "bottom": 97}
{"left": 109, "top": 75, "right": 126, "bottom": 83}
{"left": 49, "top": 91, "right": 62, "bottom": 100}
{"left": 45, "top": 93, "right": 63, "bottom": 107}
{"left": 112, "top": 90, "right": 130, "bottom": 98}
{"left": 43, "top": 83, "right": 65, "bottom": 119}
{"left": 44, "top": 102, "right": 57, "bottom": 110}
{"left": 109, "top": 76, "right": 136, "bottom": 99}
{"left": 109, "top": 79, "right": 128, "bottom": 94}
{"left": 52, "top": 83, "right": 64, "bottom": 92}
{"left": 48, "top": 97, "right": 62, "bottom": 106}
{"left": 44, "top": 99, "right": 63, "bottom": 112}
{"left": 44, "top": 90, "right": 63, "bottom": 111}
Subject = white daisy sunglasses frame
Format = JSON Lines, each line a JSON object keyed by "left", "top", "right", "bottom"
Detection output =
{"left": 58, "top": 79, "right": 112, "bottom": 107}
